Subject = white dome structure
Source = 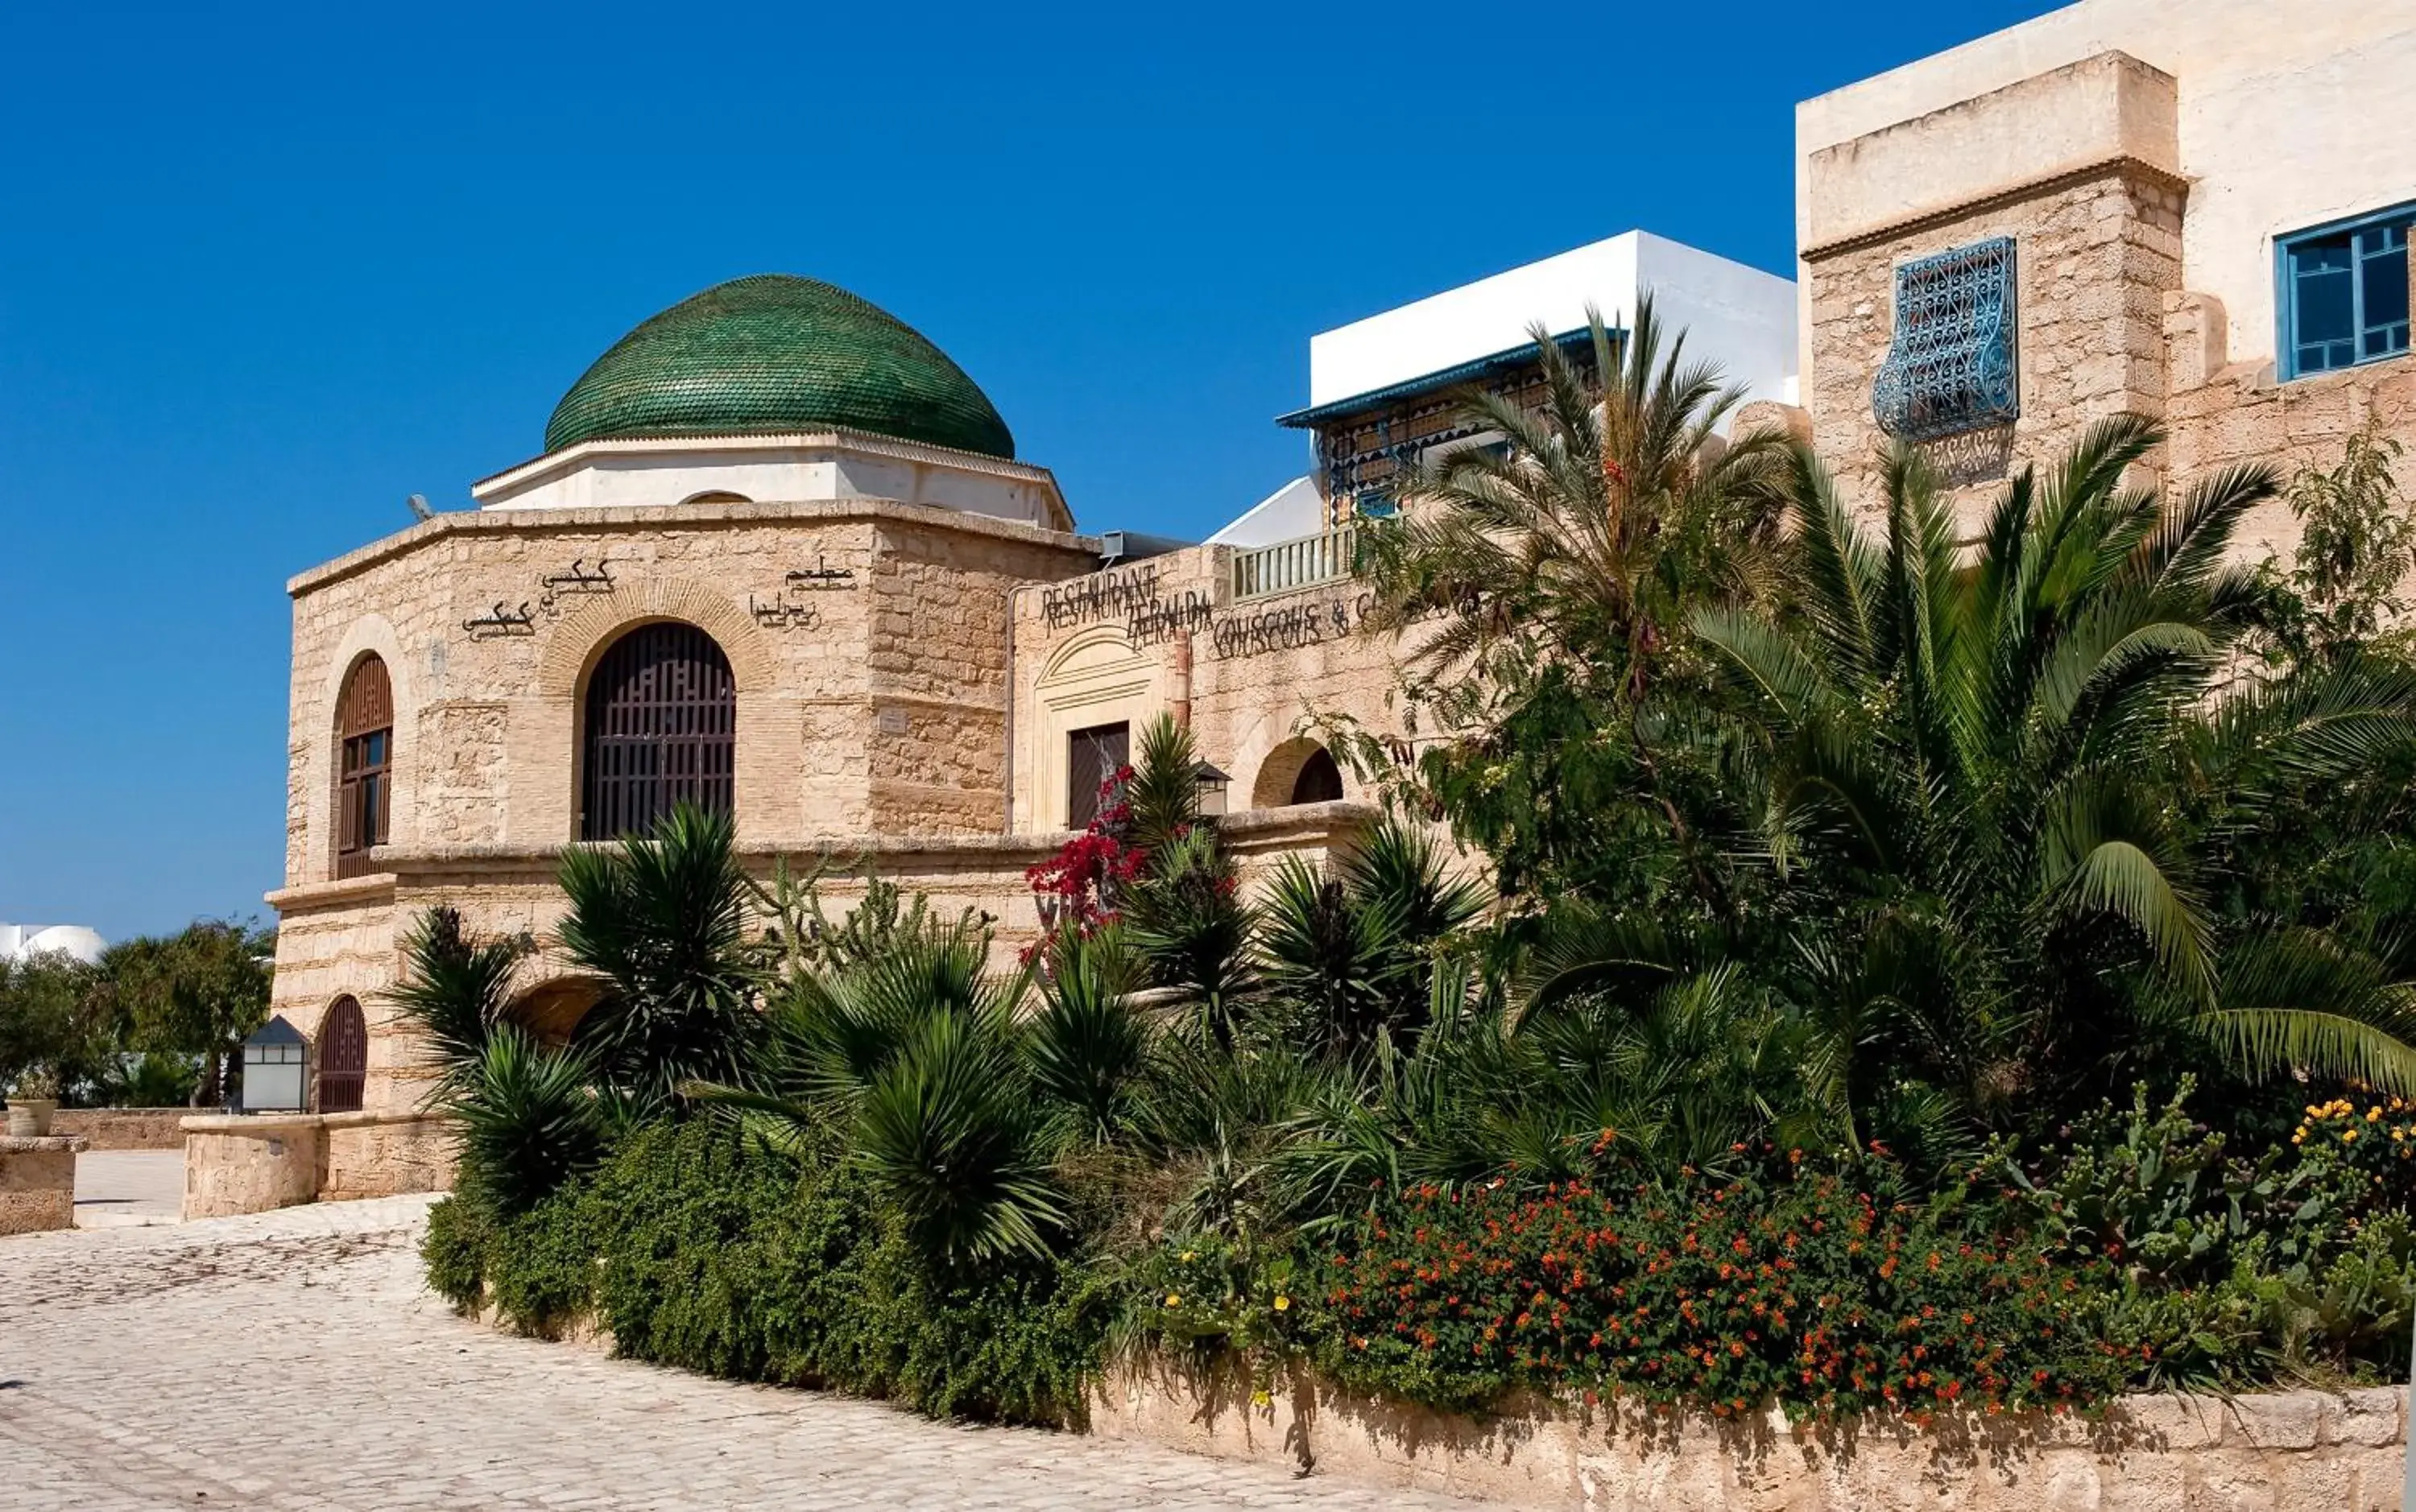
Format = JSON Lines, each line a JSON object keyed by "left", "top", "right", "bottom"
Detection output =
{"left": 0, "top": 923, "right": 106, "bottom": 966}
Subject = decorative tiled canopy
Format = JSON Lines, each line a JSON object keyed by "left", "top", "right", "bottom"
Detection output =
{"left": 544, "top": 275, "right": 1016, "bottom": 461}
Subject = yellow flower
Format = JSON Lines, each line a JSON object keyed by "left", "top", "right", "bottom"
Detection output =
{"left": 1273, "top": 1295, "right": 1291, "bottom": 1312}
{"left": 1179, "top": 1251, "right": 1196, "bottom": 1262}
{"left": 1251, "top": 1390, "right": 1272, "bottom": 1407}
{"left": 1165, "top": 1292, "right": 1181, "bottom": 1308}
{"left": 2369, "top": 1107, "right": 2384, "bottom": 1122}
{"left": 2344, "top": 1130, "right": 2359, "bottom": 1143}
{"left": 2293, "top": 1134, "right": 2306, "bottom": 1144}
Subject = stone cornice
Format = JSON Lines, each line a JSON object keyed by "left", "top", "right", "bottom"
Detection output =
{"left": 1800, "top": 153, "right": 2190, "bottom": 262}
{"left": 263, "top": 872, "right": 397, "bottom": 913}
{"left": 272, "top": 805, "right": 1389, "bottom": 904}
{"left": 288, "top": 495, "right": 1098, "bottom": 597}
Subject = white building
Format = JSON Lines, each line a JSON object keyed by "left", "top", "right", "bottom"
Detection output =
{"left": 1217, "top": 228, "right": 1798, "bottom": 544}
{"left": 0, "top": 923, "right": 107, "bottom": 966}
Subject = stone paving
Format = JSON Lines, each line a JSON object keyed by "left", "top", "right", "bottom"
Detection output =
{"left": 0, "top": 1196, "right": 1508, "bottom": 1510}
{"left": 72, "top": 1151, "right": 183, "bottom": 1229}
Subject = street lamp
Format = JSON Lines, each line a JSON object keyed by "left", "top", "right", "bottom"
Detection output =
{"left": 241, "top": 1016, "right": 309, "bottom": 1113}
{"left": 1194, "top": 762, "right": 1231, "bottom": 819}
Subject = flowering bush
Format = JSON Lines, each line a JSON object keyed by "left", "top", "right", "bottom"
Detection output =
{"left": 1135, "top": 1152, "right": 2124, "bottom": 1421}
{"left": 1024, "top": 766, "right": 1144, "bottom": 952}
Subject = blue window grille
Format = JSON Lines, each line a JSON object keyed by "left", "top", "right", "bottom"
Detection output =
{"left": 2279, "top": 203, "right": 2413, "bottom": 379}
{"left": 1872, "top": 237, "right": 2020, "bottom": 443}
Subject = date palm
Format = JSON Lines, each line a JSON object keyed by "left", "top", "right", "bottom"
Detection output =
{"left": 1693, "top": 416, "right": 2416, "bottom": 1131}
{"left": 1355, "top": 293, "right": 1793, "bottom": 907}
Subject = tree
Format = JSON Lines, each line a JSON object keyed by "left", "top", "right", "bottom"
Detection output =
{"left": 107, "top": 919, "right": 275, "bottom": 1106}
{"left": 1692, "top": 418, "right": 2416, "bottom": 1144}
{"left": 2258, "top": 425, "right": 2416, "bottom": 665}
{"left": 1351, "top": 294, "right": 1792, "bottom": 911}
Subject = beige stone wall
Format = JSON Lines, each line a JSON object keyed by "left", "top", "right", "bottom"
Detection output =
{"left": 182, "top": 1117, "right": 322, "bottom": 1221}
{"left": 50, "top": 1109, "right": 189, "bottom": 1151}
{"left": 2166, "top": 303, "right": 2416, "bottom": 563}
{"left": 1008, "top": 545, "right": 1409, "bottom": 833}
{"left": 1804, "top": 160, "right": 2184, "bottom": 527}
{"left": 0, "top": 1136, "right": 84, "bottom": 1235}
{"left": 1796, "top": 5, "right": 2416, "bottom": 377}
{"left": 1090, "top": 1362, "right": 2408, "bottom": 1512}
{"left": 283, "top": 497, "right": 1096, "bottom": 886}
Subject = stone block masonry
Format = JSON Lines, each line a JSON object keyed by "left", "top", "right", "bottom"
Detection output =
{"left": 0, "top": 1135, "right": 87, "bottom": 1235}
{"left": 1090, "top": 1361, "right": 2411, "bottom": 1511}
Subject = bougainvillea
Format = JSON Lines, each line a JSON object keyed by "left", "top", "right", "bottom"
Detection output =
{"left": 1023, "top": 766, "right": 1144, "bottom": 956}
{"left": 1293, "top": 1152, "right": 2131, "bottom": 1420}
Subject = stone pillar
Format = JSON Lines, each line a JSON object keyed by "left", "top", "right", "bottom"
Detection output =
{"left": 0, "top": 1134, "right": 88, "bottom": 1234}
{"left": 180, "top": 1115, "right": 325, "bottom": 1220}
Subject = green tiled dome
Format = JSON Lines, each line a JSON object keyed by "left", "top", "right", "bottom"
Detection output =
{"left": 544, "top": 275, "right": 1015, "bottom": 460}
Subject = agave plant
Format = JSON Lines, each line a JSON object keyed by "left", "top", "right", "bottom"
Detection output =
{"left": 697, "top": 911, "right": 1159, "bottom": 1265}
{"left": 451, "top": 1026, "right": 610, "bottom": 1213}
{"left": 1693, "top": 417, "right": 2416, "bottom": 1126}
{"left": 1258, "top": 820, "right": 1486, "bottom": 1060}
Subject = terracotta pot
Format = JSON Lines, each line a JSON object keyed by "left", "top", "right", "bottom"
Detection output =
{"left": 6, "top": 1099, "right": 57, "bottom": 1137}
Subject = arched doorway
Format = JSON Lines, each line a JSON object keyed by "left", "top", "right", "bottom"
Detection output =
{"left": 1290, "top": 747, "right": 1345, "bottom": 804}
{"left": 317, "top": 995, "right": 367, "bottom": 1113}
{"left": 333, "top": 655, "right": 394, "bottom": 878}
{"left": 580, "top": 622, "right": 736, "bottom": 840}
{"left": 1251, "top": 737, "right": 1347, "bottom": 810}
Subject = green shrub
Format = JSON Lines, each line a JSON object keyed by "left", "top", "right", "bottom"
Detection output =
{"left": 433, "top": 1120, "right": 1113, "bottom": 1426}
{"left": 421, "top": 1192, "right": 490, "bottom": 1310}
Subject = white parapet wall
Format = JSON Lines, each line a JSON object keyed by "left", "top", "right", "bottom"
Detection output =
{"left": 1305, "top": 229, "right": 1798, "bottom": 420}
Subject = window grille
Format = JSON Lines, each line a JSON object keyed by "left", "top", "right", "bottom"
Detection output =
{"left": 580, "top": 622, "right": 735, "bottom": 841}
{"left": 1872, "top": 238, "right": 2020, "bottom": 442}
{"left": 2282, "top": 205, "right": 2413, "bottom": 378}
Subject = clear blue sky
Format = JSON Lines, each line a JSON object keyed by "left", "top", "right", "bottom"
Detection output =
{"left": 0, "top": 0, "right": 2061, "bottom": 941}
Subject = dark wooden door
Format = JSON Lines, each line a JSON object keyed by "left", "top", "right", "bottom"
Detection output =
{"left": 1066, "top": 721, "right": 1131, "bottom": 828}
{"left": 581, "top": 622, "right": 736, "bottom": 840}
{"left": 318, "top": 996, "right": 367, "bottom": 1113}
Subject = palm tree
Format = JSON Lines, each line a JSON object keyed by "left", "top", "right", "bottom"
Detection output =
{"left": 1355, "top": 293, "right": 1793, "bottom": 908}
{"left": 1692, "top": 416, "right": 2416, "bottom": 1132}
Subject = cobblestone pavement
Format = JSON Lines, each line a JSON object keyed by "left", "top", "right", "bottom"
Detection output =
{"left": 1, "top": 1197, "right": 1506, "bottom": 1510}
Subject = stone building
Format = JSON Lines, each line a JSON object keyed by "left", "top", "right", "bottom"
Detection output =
{"left": 241, "top": 0, "right": 2416, "bottom": 1212}
{"left": 1793, "top": 0, "right": 2416, "bottom": 544}
{"left": 254, "top": 250, "right": 1794, "bottom": 1202}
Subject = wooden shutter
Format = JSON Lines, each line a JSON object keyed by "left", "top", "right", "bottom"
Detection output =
{"left": 1066, "top": 721, "right": 1130, "bottom": 828}
{"left": 334, "top": 657, "right": 394, "bottom": 878}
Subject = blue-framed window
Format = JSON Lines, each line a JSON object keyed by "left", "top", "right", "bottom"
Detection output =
{"left": 2281, "top": 204, "right": 2413, "bottom": 378}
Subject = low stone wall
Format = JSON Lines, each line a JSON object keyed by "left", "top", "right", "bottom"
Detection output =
{"left": 1087, "top": 1362, "right": 2408, "bottom": 1511}
{"left": 182, "top": 1109, "right": 456, "bottom": 1218}
{"left": 182, "top": 1115, "right": 324, "bottom": 1220}
{"left": 52, "top": 1107, "right": 192, "bottom": 1151}
{"left": 0, "top": 1134, "right": 89, "bottom": 1235}
{"left": 323, "top": 1112, "right": 456, "bottom": 1202}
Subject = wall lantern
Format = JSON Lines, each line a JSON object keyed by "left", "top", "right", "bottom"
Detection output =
{"left": 1194, "top": 762, "right": 1232, "bottom": 818}
{"left": 241, "top": 1015, "right": 309, "bottom": 1113}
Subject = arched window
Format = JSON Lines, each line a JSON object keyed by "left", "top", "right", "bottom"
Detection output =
{"left": 334, "top": 655, "right": 394, "bottom": 878}
{"left": 1290, "top": 747, "right": 1345, "bottom": 805}
{"left": 581, "top": 621, "right": 735, "bottom": 840}
{"left": 317, "top": 995, "right": 367, "bottom": 1113}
